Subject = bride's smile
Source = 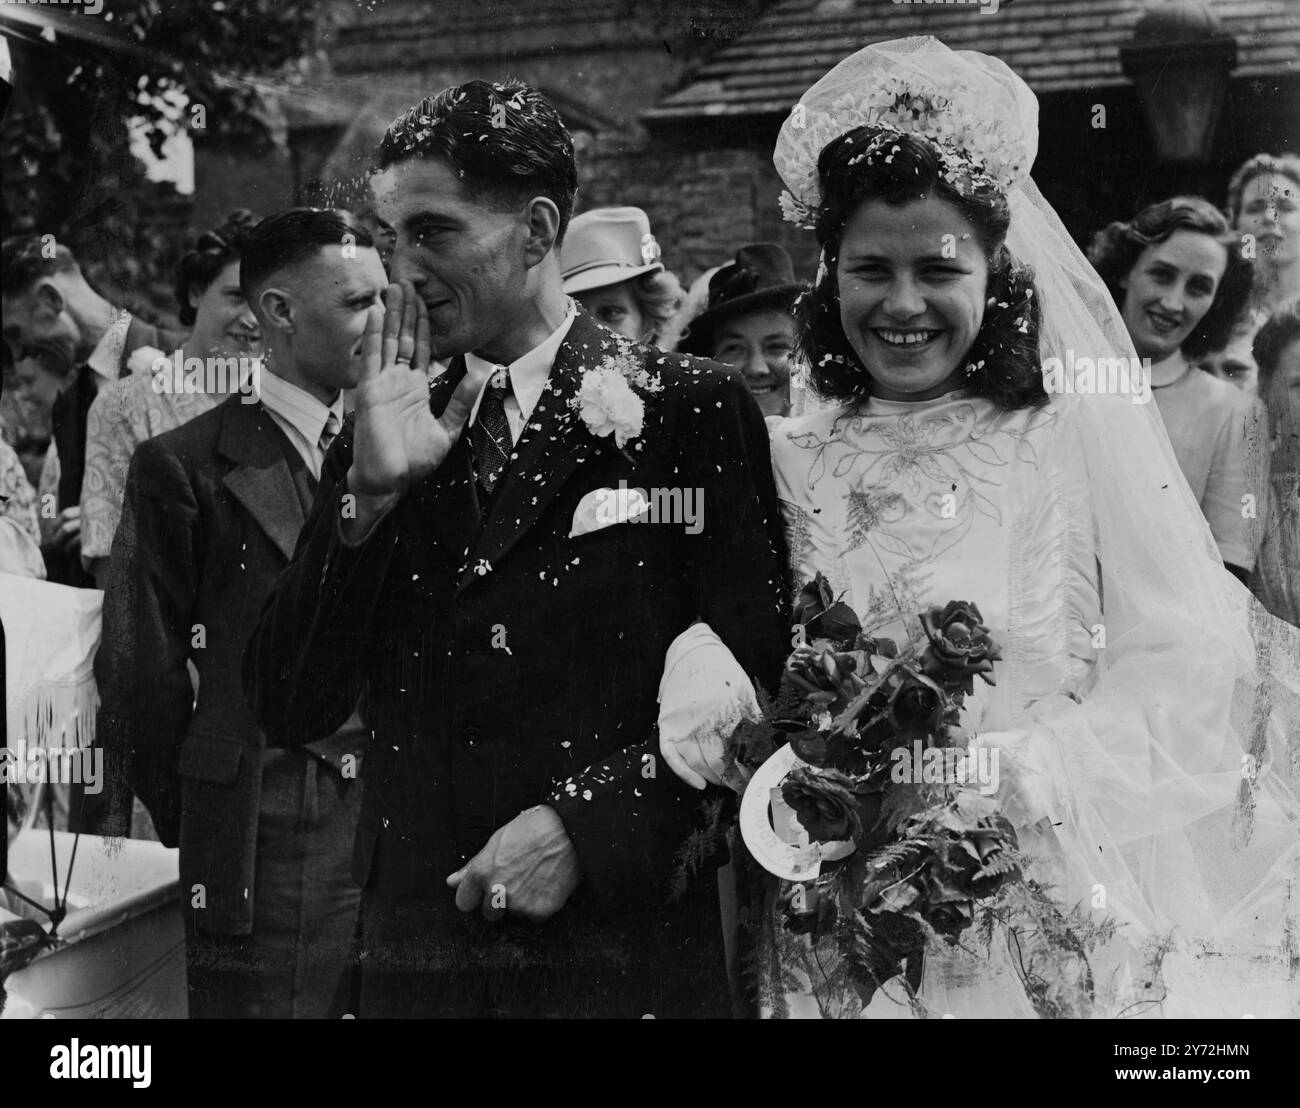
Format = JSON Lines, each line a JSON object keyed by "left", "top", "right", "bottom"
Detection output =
{"left": 836, "top": 194, "right": 989, "bottom": 403}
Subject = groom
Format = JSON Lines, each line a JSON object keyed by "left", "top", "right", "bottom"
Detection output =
{"left": 243, "top": 80, "right": 788, "bottom": 1017}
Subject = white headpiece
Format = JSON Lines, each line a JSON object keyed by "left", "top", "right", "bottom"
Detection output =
{"left": 774, "top": 36, "right": 1037, "bottom": 227}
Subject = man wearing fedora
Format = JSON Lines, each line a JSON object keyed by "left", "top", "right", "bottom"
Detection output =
{"left": 244, "top": 80, "right": 788, "bottom": 1017}
{"left": 679, "top": 243, "right": 805, "bottom": 419}
{"left": 559, "top": 206, "right": 683, "bottom": 348}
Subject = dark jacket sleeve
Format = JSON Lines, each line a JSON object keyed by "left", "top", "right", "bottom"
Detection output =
{"left": 547, "top": 368, "right": 790, "bottom": 908}
{"left": 242, "top": 429, "right": 397, "bottom": 747}
{"left": 94, "top": 440, "right": 201, "bottom": 846}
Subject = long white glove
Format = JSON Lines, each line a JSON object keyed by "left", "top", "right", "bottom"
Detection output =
{"left": 657, "top": 621, "right": 762, "bottom": 791}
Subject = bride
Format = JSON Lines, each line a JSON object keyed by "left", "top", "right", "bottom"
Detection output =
{"left": 660, "top": 37, "right": 1300, "bottom": 1018}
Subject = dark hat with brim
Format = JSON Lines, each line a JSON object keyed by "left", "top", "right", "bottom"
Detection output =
{"left": 680, "top": 243, "right": 803, "bottom": 355}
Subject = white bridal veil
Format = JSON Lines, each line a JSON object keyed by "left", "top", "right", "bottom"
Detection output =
{"left": 771, "top": 36, "right": 1300, "bottom": 1016}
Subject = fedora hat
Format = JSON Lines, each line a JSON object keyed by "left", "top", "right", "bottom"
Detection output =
{"left": 680, "top": 243, "right": 803, "bottom": 355}
{"left": 561, "top": 207, "right": 665, "bottom": 294}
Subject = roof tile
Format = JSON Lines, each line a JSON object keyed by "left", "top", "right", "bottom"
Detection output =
{"left": 646, "top": 0, "right": 1299, "bottom": 120}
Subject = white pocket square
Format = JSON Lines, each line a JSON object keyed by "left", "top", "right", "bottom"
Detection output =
{"left": 569, "top": 486, "right": 652, "bottom": 537}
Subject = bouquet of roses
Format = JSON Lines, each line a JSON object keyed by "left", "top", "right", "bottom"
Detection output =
{"left": 726, "top": 573, "right": 1022, "bottom": 1006}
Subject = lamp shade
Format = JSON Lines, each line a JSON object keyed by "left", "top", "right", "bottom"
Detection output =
{"left": 1120, "top": 3, "right": 1238, "bottom": 163}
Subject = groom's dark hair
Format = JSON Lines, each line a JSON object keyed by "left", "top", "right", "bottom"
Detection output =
{"left": 378, "top": 80, "right": 579, "bottom": 246}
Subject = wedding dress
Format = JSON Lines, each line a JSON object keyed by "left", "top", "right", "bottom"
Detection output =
{"left": 659, "top": 36, "right": 1300, "bottom": 1019}
{"left": 755, "top": 387, "right": 1300, "bottom": 1017}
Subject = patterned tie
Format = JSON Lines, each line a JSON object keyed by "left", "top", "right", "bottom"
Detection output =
{"left": 472, "top": 367, "right": 513, "bottom": 498}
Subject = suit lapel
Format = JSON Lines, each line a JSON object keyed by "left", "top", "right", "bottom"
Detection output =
{"left": 457, "top": 312, "right": 615, "bottom": 594}
{"left": 416, "top": 359, "right": 482, "bottom": 566}
{"left": 218, "top": 399, "right": 306, "bottom": 563}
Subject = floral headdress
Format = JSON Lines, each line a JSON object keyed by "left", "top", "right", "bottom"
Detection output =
{"left": 774, "top": 36, "right": 1038, "bottom": 229}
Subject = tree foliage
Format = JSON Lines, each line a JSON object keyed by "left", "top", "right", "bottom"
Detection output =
{"left": 1, "top": 0, "right": 330, "bottom": 317}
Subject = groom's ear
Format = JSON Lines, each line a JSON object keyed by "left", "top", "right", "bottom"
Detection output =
{"left": 521, "top": 196, "right": 561, "bottom": 269}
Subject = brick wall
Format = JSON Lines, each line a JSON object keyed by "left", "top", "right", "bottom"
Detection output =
{"left": 579, "top": 134, "right": 822, "bottom": 288}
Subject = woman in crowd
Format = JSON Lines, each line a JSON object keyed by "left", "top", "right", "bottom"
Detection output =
{"left": 1251, "top": 301, "right": 1300, "bottom": 627}
{"left": 1089, "top": 197, "right": 1259, "bottom": 579}
{"left": 677, "top": 243, "right": 803, "bottom": 419}
{"left": 1230, "top": 153, "right": 1300, "bottom": 322}
{"left": 559, "top": 206, "right": 683, "bottom": 346}
{"left": 79, "top": 210, "right": 261, "bottom": 586}
{"left": 661, "top": 36, "right": 1300, "bottom": 1018}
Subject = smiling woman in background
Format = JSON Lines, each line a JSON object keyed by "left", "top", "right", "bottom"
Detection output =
{"left": 1089, "top": 196, "right": 1259, "bottom": 580}
{"left": 559, "top": 206, "right": 683, "bottom": 346}
{"left": 80, "top": 209, "right": 263, "bottom": 586}
{"left": 678, "top": 243, "right": 804, "bottom": 419}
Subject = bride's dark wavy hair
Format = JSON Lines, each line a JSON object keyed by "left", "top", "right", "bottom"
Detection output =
{"left": 796, "top": 128, "right": 1046, "bottom": 410}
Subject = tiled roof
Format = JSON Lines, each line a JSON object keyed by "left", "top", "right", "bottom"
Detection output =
{"left": 645, "top": 0, "right": 1299, "bottom": 121}
{"left": 328, "top": 0, "right": 771, "bottom": 70}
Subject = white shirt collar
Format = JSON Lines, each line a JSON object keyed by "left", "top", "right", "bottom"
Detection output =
{"left": 464, "top": 300, "right": 578, "bottom": 425}
{"left": 87, "top": 308, "right": 133, "bottom": 382}
{"left": 257, "top": 367, "right": 344, "bottom": 446}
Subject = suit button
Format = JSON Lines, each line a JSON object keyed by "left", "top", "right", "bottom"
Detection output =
{"left": 461, "top": 726, "right": 480, "bottom": 749}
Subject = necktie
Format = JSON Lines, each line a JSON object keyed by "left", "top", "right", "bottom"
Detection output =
{"left": 318, "top": 410, "right": 340, "bottom": 465}
{"left": 472, "top": 368, "right": 513, "bottom": 497}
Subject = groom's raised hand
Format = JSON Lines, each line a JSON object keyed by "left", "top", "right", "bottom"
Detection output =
{"left": 446, "top": 805, "right": 582, "bottom": 922}
{"left": 342, "top": 279, "right": 492, "bottom": 542}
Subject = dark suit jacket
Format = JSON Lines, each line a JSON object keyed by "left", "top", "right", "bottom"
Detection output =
{"left": 96, "top": 395, "right": 366, "bottom": 935}
{"left": 243, "top": 311, "right": 789, "bottom": 1015}
{"left": 48, "top": 316, "right": 183, "bottom": 587}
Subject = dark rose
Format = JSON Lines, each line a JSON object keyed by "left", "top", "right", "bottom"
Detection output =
{"left": 793, "top": 573, "right": 834, "bottom": 625}
{"left": 785, "top": 647, "right": 861, "bottom": 700}
{"left": 841, "top": 909, "right": 927, "bottom": 1005}
{"left": 788, "top": 727, "right": 870, "bottom": 773}
{"left": 837, "top": 679, "right": 894, "bottom": 755}
{"left": 781, "top": 765, "right": 864, "bottom": 843}
{"left": 794, "top": 573, "right": 862, "bottom": 649}
{"left": 864, "top": 909, "right": 926, "bottom": 959}
{"left": 965, "top": 816, "right": 1019, "bottom": 898}
{"left": 886, "top": 670, "right": 947, "bottom": 738}
{"left": 929, "top": 814, "right": 1019, "bottom": 901}
{"left": 926, "top": 897, "right": 975, "bottom": 939}
{"left": 919, "top": 600, "right": 1002, "bottom": 697}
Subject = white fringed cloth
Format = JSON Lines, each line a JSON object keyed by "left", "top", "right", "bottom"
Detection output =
{"left": 0, "top": 574, "right": 102, "bottom": 751}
